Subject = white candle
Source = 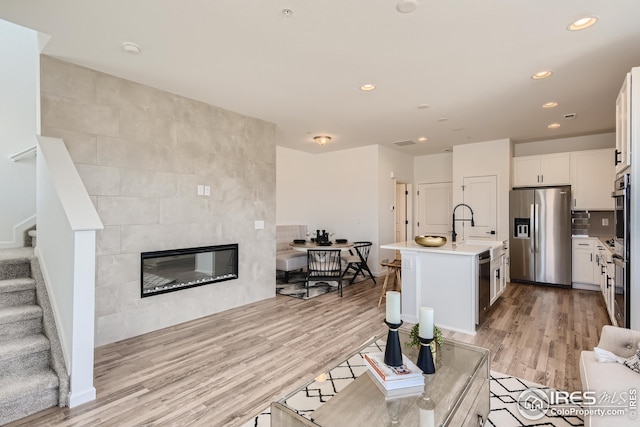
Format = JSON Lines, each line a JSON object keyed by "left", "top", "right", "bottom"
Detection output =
{"left": 419, "top": 307, "right": 434, "bottom": 339}
{"left": 386, "top": 291, "right": 401, "bottom": 324}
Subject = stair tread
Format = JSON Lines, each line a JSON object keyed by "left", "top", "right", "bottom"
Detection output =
{"left": 0, "top": 277, "right": 36, "bottom": 293}
{"left": 0, "top": 334, "right": 50, "bottom": 361}
{"left": 0, "top": 305, "right": 42, "bottom": 324}
{"left": 0, "top": 369, "right": 59, "bottom": 402}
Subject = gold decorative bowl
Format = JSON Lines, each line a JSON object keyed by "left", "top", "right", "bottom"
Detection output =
{"left": 414, "top": 235, "right": 447, "bottom": 247}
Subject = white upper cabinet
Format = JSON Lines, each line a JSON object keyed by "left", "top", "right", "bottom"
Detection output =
{"left": 571, "top": 149, "right": 615, "bottom": 210}
{"left": 615, "top": 72, "right": 631, "bottom": 174}
{"left": 512, "top": 153, "right": 571, "bottom": 187}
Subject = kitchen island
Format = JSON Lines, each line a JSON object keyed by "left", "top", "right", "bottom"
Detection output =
{"left": 380, "top": 240, "right": 503, "bottom": 335}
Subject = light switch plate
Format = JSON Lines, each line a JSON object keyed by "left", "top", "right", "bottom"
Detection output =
{"left": 255, "top": 220, "right": 265, "bottom": 229}
{"left": 197, "top": 185, "right": 204, "bottom": 195}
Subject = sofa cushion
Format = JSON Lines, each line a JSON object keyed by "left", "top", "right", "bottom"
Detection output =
{"left": 276, "top": 251, "right": 307, "bottom": 272}
{"left": 623, "top": 343, "right": 640, "bottom": 373}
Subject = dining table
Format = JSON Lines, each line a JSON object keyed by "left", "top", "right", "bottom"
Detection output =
{"left": 289, "top": 241, "right": 354, "bottom": 251}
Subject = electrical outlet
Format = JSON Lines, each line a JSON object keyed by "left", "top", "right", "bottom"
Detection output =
{"left": 204, "top": 186, "right": 211, "bottom": 196}
{"left": 602, "top": 218, "right": 609, "bottom": 226}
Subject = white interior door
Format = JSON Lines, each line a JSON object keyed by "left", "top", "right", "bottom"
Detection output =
{"left": 462, "top": 175, "right": 497, "bottom": 240}
{"left": 417, "top": 182, "right": 452, "bottom": 236}
{"left": 395, "top": 183, "right": 412, "bottom": 258}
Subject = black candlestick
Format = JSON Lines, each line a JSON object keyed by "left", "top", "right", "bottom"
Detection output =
{"left": 416, "top": 336, "right": 435, "bottom": 374}
{"left": 384, "top": 319, "right": 404, "bottom": 367}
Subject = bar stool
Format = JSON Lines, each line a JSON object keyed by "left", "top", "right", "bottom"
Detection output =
{"left": 378, "top": 259, "right": 402, "bottom": 307}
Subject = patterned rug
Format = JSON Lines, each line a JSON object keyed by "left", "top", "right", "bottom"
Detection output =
{"left": 240, "top": 340, "right": 584, "bottom": 427}
{"left": 275, "top": 271, "right": 360, "bottom": 300}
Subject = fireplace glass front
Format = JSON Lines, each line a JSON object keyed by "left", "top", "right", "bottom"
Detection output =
{"left": 141, "top": 244, "right": 238, "bottom": 297}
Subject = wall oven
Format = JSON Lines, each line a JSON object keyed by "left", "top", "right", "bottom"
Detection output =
{"left": 612, "top": 173, "right": 630, "bottom": 328}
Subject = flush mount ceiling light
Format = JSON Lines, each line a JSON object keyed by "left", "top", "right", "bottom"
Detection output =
{"left": 531, "top": 70, "right": 553, "bottom": 80}
{"left": 417, "top": 137, "right": 428, "bottom": 142}
{"left": 121, "top": 41, "right": 141, "bottom": 54}
{"left": 543, "top": 101, "right": 558, "bottom": 108}
{"left": 396, "top": 0, "right": 418, "bottom": 13}
{"left": 360, "top": 84, "right": 376, "bottom": 91}
{"left": 567, "top": 16, "right": 598, "bottom": 31}
{"left": 548, "top": 123, "right": 561, "bottom": 129}
{"left": 314, "top": 135, "right": 331, "bottom": 145}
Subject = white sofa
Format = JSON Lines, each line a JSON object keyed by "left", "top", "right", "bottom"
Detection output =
{"left": 276, "top": 225, "right": 307, "bottom": 282}
{"left": 580, "top": 325, "right": 640, "bottom": 427}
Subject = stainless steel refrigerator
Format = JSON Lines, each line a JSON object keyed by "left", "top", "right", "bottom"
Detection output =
{"left": 509, "top": 186, "right": 572, "bottom": 287}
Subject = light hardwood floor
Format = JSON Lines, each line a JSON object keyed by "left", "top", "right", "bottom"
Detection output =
{"left": 9, "top": 279, "right": 610, "bottom": 426}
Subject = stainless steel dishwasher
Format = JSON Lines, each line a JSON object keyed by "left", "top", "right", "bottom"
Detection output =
{"left": 478, "top": 251, "right": 491, "bottom": 326}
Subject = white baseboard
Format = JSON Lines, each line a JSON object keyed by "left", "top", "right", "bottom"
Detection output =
{"left": 0, "top": 215, "right": 36, "bottom": 248}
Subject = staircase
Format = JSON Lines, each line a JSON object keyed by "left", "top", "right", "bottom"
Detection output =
{"left": 0, "top": 247, "right": 69, "bottom": 425}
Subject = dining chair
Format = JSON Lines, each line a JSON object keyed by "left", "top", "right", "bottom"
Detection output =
{"left": 341, "top": 241, "right": 376, "bottom": 285}
{"left": 307, "top": 249, "right": 343, "bottom": 297}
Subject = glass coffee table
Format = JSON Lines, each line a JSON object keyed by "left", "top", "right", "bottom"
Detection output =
{"left": 271, "top": 327, "right": 489, "bottom": 426}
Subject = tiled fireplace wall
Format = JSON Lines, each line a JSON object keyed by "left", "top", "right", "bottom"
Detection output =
{"left": 40, "top": 56, "right": 276, "bottom": 346}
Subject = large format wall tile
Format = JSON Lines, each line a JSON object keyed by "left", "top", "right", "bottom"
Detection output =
{"left": 41, "top": 55, "right": 276, "bottom": 346}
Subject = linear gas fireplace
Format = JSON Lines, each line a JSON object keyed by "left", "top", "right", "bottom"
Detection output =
{"left": 140, "top": 244, "right": 238, "bottom": 298}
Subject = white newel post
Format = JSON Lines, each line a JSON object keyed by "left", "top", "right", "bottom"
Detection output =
{"left": 69, "top": 230, "right": 97, "bottom": 406}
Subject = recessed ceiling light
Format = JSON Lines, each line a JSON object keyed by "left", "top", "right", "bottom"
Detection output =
{"left": 437, "top": 117, "right": 448, "bottom": 122}
{"left": 567, "top": 16, "right": 598, "bottom": 31}
{"left": 282, "top": 9, "right": 293, "bottom": 17}
{"left": 417, "top": 104, "right": 429, "bottom": 109}
{"left": 452, "top": 127, "right": 463, "bottom": 131}
{"left": 396, "top": 0, "right": 418, "bottom": 13}
{"left": 548, "top": 123, "right": 561, "bottom": 129}
{"left": 543, "top": 102, "right": 558, "bottom": 108}
{"left": 360, "top": 84, "right": 376, "bottom": 91}
{"left": 313, "top": 135, "right": 332, "bottom": 145}
{"left": 417, "top": 137, "right": 428, "bottom": 142}
{"left": 121, "top": 41, "right": 141, "bottom": 54}
{"left": 532, "top": 70, "right": 553, "bottom": 80}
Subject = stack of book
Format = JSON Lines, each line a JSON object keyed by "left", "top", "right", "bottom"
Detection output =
{"left": 363, "top": 352, "right": 425, "bottom": 399}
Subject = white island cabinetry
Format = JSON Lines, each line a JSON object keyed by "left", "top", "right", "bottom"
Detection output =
{"left": 380, "top": 241, "right": 498, "bottom": 335}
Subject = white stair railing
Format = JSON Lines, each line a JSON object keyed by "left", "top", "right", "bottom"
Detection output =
{"left": 9, "top": 144, "right": 37, "bottom": 161}
{"left": 35, "top": 135, "right": 103, "bottom": 407}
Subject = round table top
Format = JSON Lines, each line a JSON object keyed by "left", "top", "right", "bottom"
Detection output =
{"left": 289, "top": 241, "right": 354, "bottom": 251}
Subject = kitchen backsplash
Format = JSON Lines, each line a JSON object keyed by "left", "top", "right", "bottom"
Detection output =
{"left": 571, "top": 211, "right": 614, "bottom": 238}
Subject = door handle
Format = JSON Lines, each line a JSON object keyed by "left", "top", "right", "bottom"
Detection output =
{"left": 530, "top": 204, "right": 535, "bottom": 254}
{"left": 533, "top": 203, "right": 540, "bottom": 253}
{"left": 615, "top": 149, "right": 621, "bottom": 166}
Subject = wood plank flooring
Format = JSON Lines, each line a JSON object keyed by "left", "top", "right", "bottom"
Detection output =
{"left": 8, "top": 280, "right": 610, "bottom": 427}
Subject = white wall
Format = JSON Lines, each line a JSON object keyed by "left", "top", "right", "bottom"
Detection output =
{"left": 377, "top": 145, "right": 414, "bottom": 263}
{"left": 276, "top": 145, "right": 413, "bottom": 274}
{"left": 414, "top": 152, "right": 453, "bottom": 184}
{"left": 453, "top": 139, "right": 512, "bottom": 243}
{"left": 514, "top": 132, "right": 615, "bottom": 157}
{"left": 0, "top": 20, "right": 39, "bottom": 246}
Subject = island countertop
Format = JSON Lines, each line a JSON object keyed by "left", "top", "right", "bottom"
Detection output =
{"left": 381, "top": 240, "right": 500, "bottom": 256}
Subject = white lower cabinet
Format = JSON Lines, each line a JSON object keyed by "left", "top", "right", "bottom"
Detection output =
{"left": 573, "top": 238, "right": 617, "bottom": 325}
{"left": 572, "top": 238, "right": 597, "bottom": 286}
{"left": 490, "top": 254, "right": 506, "bottom": 305}
{"left": 595, "top": 243, "right": 616, "bottom": 325}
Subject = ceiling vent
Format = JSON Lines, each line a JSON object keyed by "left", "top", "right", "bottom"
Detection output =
{"left": 393, "top": 140, "right": 416, "bottom": 147}
{"left": 564, "top": 113, "right": 577, "bottom": 120}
